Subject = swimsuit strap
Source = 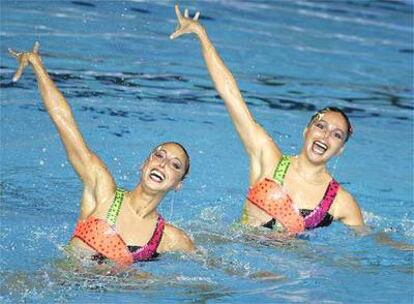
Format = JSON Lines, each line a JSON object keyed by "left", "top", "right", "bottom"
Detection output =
{"left": 106, "top": 188, "right": 125, "bottom": 226}
{"left": 131, "top": 215, "right": 165, "bottom": 262}
{"left": 273, "top": 155, "right": 291, "bottom": 185}
{"left": 304, "top": 179, "right": 340, "bottom": 229}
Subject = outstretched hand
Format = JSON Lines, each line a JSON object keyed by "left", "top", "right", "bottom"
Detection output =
{"left": 8, "top": 41, "right": 40, "bottom": 82}
{"left": 170, "top": 4, "right": 202, "bottom": 40}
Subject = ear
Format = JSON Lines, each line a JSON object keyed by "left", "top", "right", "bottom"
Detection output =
{"left": 303, "top": 127, "right": 308, "bottom": 138}
{"left": 140, "top": 158, "right": 149, "bottom": 172}
{"left": 174, "top": 181, "right": 183, "bottom": 191}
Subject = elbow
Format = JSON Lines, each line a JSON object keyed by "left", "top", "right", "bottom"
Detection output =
{"left": 213, "top": 77, "right": 239, "bottom": 100}
{"left": 223, "top": 79, "right": 239, "bottom": 98}
{"left": 50, "top": 108, "right": 71, "bottom": 127}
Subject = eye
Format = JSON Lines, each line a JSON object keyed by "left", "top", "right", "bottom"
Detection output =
{"left": 334, "top": 132, "right": 343, "bottom": 140}
{"left": 315, "top": 122, "right": 325, "bottom": 129}
{"left": 171, "top": 161, "right": 182, "bottom": 170}
{"left": 153, "top": 151, "right": 165, "bottom": 159}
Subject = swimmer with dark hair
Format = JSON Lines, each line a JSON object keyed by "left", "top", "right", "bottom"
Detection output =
{"left": 9, "top": 42, "right": 195, "bottom": 269}
{"left": 171, "top": 5, "right": 364, "bottom": 234}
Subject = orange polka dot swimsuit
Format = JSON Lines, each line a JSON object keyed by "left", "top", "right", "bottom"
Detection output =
{"left": 72, "top": 188, "right": 165, "bottom": 267}
{"left": 246, "top": 156, "right": 339, "bottom": 234}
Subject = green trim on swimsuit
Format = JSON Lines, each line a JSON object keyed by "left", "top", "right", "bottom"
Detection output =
{"left": 106, "top": 188, "right": 125, "bottom": 226}
{"left": 273, "top": 155, "right": 291, "bottom": 185}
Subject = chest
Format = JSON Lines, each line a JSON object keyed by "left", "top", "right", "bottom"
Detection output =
{"left": 91, "top": 197, "right": 159, "bottom": 247}
{"left": 282, "top": 170, "right": 332, "bottom": 210}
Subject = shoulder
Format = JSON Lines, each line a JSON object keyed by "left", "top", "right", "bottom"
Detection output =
{"left": 159, "top": 223, "right": 195, "bottom": 253}
{"left": 86, "top": 154, "right": 116, "bottom": 201}
{"left": 333, "top": 185, "right": 364, "bottom": 226}
{"left": 250, "top": 138, "right": 283, "bottom": 182}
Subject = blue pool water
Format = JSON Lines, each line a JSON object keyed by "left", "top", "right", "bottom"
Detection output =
{"left": 1, "top": 1, "right": 413, "bottom": 303}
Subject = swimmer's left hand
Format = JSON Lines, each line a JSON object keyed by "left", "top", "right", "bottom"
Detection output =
{"left": 170, "top": 4, "right": 202, "bottom": 40}
{"left": 8, "top": 41, "right": 40, "bottom": 82}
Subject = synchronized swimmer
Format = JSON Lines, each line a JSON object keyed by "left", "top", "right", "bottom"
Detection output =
{"left": 9, "top": 41, "right": 195, "bottom": 270}
{"left": 170, "top": 5, "right": 364, "bottom": 234}
{"left": 9, "top": 4, "right": 379, "bottom": 270}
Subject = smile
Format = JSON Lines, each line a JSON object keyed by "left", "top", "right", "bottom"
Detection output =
{"left": 312, "top": 140, "right": 328, "bottom": 155}
{"left": 149, "top": 169, "right": 166, "bottom": 183}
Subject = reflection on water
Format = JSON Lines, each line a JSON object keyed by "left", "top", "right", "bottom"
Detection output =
{"left": 1, "top": 66, "right": 411, "bottom": 124}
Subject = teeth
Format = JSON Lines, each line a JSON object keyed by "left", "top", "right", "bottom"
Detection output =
{"left": 149, "top": 169, "right": 165, "bottom": 183}
{"left": 312, "top": 141, "right": 328, "bottom": 155}
{"left": 150, "top": 173, "right": 162, "bottom": 182}
{"left": 315, "top": 141, "right": 327, "bottom": 150}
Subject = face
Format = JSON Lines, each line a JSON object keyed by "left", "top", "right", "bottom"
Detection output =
{"left": 302, "top": 111, "right": 348, "bottom": 164}
{"left": 141, "top": 143, "right": 188, "bottom": 192}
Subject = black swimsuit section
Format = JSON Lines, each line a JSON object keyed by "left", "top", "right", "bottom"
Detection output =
{"left": 263, "top": 210, "right": 334, "bottom": 230}
{"left": 91, "top": 246, "right": 160, "bottom": 265}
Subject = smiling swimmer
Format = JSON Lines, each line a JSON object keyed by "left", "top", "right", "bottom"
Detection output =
{"left": 170, "top": 5, "right": 364, "bottom": 234}
{"left": 9, "top": 42, "right": 195, "bottom": 268}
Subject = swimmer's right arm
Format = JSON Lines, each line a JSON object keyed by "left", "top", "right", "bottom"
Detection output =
{"left": 170, "top": 5, "right": 282, "bottom": 165}
{"left": 9, "top": 42, "right": 115, "bottom": 194}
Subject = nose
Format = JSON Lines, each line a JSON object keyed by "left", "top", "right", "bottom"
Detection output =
{"left": 322, "top": 128, "right": 329, "bottom": 139}
{"left": 159, "top": 158, "right": 168, "bottom": 168}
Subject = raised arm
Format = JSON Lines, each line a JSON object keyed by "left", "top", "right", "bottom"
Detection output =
{"left": 9, "top": 43, "right": 114, "bottom": 194}
{"left": 170, "top": 5, "right": 281, "bottom": 163}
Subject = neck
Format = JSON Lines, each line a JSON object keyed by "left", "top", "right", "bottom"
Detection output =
{"left": 128, "top": 183, "right": 165, "bottom": 219}
{"left": 293, "top": 153, "right": 329, "bottom": 184}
